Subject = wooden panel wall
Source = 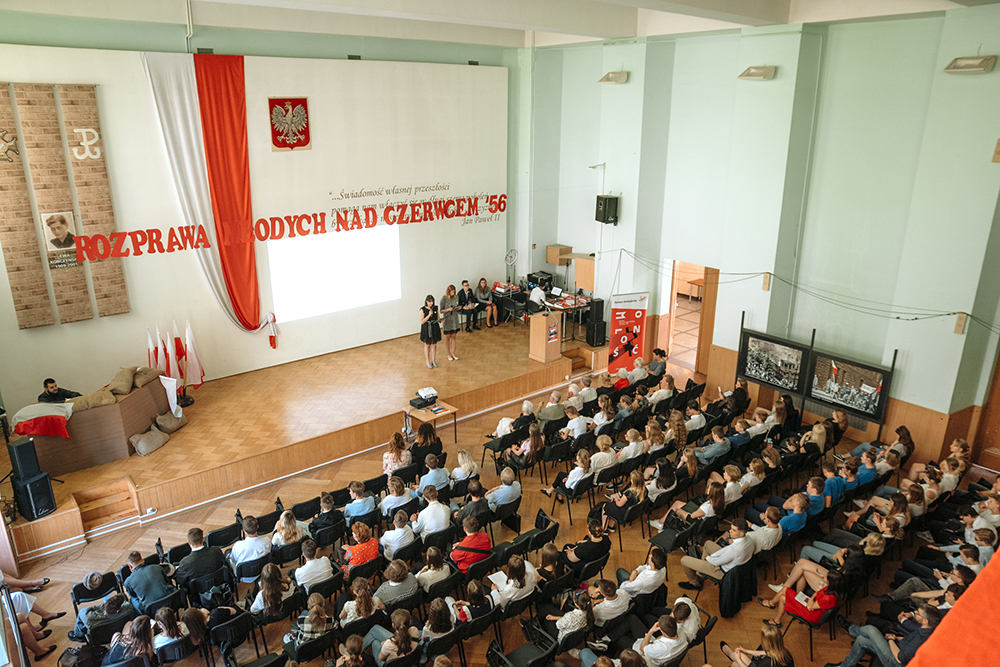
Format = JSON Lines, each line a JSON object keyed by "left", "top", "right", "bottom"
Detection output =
{"left": 10, "top": 497, "right": 85, "bottom": 562}
{"left": 695, "top": 267, "right": 718, "bottom": 374}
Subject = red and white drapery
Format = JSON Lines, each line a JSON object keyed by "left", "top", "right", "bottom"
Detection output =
{"left": 142, "top": 53, "right": 274, "bottom": 336}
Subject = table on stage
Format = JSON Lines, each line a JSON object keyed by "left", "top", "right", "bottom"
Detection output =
{"left": 403, "top": 400, "right": 459, "bottom": 443}
{"left": 543, "top": 294, "right": 592, "bottom": 341}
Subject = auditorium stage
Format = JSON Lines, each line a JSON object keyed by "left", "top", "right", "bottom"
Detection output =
{"left": 5, "top": 323, "right": 607, "bottom": 563}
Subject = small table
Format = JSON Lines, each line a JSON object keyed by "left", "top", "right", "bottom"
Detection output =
{"left": 403, "top": 400, "right": 459, "bottom": 443}
{"left": 687, "top": 278, "right": 704, "bottom": 302}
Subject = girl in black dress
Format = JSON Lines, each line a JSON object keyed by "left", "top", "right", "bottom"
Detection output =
{"left": 419, "top": 295, "right": 442, "bottom": 369}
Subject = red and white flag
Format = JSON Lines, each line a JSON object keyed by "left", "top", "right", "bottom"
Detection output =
{"left": 877, "top": 380, "right": 882, "bottom": 394}
{"left": 147, "top": 329, "right": 157, "bottom": 368}
{"left": 185, "top": 321, "right": 205, "bottom": 389}
{"left": 13, "top": 403, "right": 73, "bottom": 439}
{"left": 155, "top": 325, "right": 169, "bottom": 374}
{"left": 831, "top": 360, "right": 839, "bottom": 376}
{"left": 268, "top": 313, "right": 277, "bottom": 349}
{"left": 171, "top": 320, "right": 186, "bottom": 381}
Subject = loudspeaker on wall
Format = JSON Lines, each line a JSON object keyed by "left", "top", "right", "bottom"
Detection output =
{"left": 595, "top": 196, "right": 619, "bottom": 225}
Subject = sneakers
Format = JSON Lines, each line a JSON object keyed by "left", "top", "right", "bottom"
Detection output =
{"left": 567, "top": 649, "right": 581, "bottom": 659}
{"left": 915, "top": 530, "right": 934, "bottom": 543}
{"left": 854, "top": 499, "right": 866, "bottom": 508}
{"left": 768, "top": 583, "right": 784, "bottom": 593}
{"left": 649, "top": 519, "right": 663, "bottom": 531}
{"left": 678, "top": 581, "right": 702, "bottom": 591}
{"left": 586, "top": 640, "right": 608, "bottom": 652}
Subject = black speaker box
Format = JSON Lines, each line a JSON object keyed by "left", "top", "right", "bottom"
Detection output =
{"left": 7, "top": 437, "right": 40, "bottom": 480}
{"left": 13, "top": 472, "right": 56, "bottom": 521}
{"left": 586, "top": 320, "right": 607, "bottom": 347}
{"left": 596, "top": 195, "right": 619, "bottom": 225}
{"left": 590, "top": 298, "right": 604, "bottom": 322}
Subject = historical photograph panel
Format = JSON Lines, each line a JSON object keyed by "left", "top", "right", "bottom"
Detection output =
{"left": 738, "top": 331, "right": 806, "bottom": 394}
{"left": 809, "top": 354, "right": 890, "bottom": 421}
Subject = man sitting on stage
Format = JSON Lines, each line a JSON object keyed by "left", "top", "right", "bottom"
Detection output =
{"left": 37, "top": 378, "right": 81, "bottom": 403}
{"left": 458, "top": 280, "right": 482, "bottom": 332}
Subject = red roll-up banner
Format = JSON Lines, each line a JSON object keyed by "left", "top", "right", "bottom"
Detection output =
{"left": 608, "top": 292, "right": 649, "bottom": 375}
{"left": 193, "top": 54, "right": 261, "bottom": 331}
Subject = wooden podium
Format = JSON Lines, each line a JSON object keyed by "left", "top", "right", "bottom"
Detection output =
{"left": 529, "top": 313, "right": 562, "bottom": 363}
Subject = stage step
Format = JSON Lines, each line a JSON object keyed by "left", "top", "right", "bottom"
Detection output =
{"left": 84, "top": 508, "right": 139, "bottom": 532}
{"left": 570, "top": 356, "right": 587, "bottom": 371}
{"left": 74, "top": 477, "right": 140, "bottom": 532}
{"left": 78, "top": 491, "right": 132, "bottom": 514}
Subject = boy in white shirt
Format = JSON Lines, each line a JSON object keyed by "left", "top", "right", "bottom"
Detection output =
{"left": 380, "top": 510, "right": 416, "bottom": 560}
{"left": 560, "top": 406, "right": 593, "bottom": 440}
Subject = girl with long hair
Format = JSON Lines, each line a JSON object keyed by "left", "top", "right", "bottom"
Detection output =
{"left": 439, "top": 284, "right": 461, "bottom": 361}
{"left": 103, "top": 615, "right": 155, "bottom": 665}
{"left": 504, "top": 422, "right": 541, "bottom": 470}
{"left": 419, "top": 294, "right": 442, "bottom": 368}
{"left": 336, "top": 635, "right": 367, "bottom": 667}
{"left": 540, "top": 590, "right": 595, "bottom": 643}
{"left": 152, "top": 607, "right": 188, "bottom": 649}
{"left": 720, "top": 623, "right": 793, "bottom": 667}
{"left": 339, "top": 578, "right": 375, "bottom": 626}
{"left": 537, "top": 542, "right": 564, "bottom": 582}
{"left": 249, "top": 563, "right": 294, "bottom": 618}
{"left": 416, "top": 547, "right": 449, "bottom": 592}
{"left": 666, "top": 410, "right": 687, "bottom": 450}
{"left": 593, "top": 394, "right": 616, "bottom": 430}
{"left": 451, "top": 580, "right": 493, "bottom": 624}
{"left": 421, "top": 597, "right": 455, "bottom": 641}
{"left": 645, "top": 458, "right": 677, "bottom": 500}
{"left": 411, "top": 422, "right": 443, "bottom": 463}
{"left": 272, "top": 510, "right": 308, "bottom": 546}
{"left": 541, "top": 449, "right": 591, "bottom": 498}
{"left": 489, "top": 555, "right": 538, "bottom": 609}
{"left": 758, "top": 569, "right": 850, "bottom": 628}
{"left": 382, "top": 432, "right": 412, "bottom": 478}
{"left": 364, "top": 609, "right": 419, "bottom": 667}
{"left": 452, "top": 449, "right": 479, "bottom": 481}
{"left": 476, "top": 278, "right": 498, "bottom": 327}
{"left": 593, "top": 470, "right": 647, "bottom": 532}
{"left": 676, "top": 446, "right": 698, "bottom": 480}
{"left": 290, "top": 593, "right": 333, "bottom": 646}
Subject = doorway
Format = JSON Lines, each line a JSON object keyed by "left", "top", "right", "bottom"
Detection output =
{"left": 662, "top": 261, "right": 718, "bottom": 375}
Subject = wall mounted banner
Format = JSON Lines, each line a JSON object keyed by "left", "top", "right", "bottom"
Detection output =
{"left": 608, "top": 292, "right": 649, "bottom": 375}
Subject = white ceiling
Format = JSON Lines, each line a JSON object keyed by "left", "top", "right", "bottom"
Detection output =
{"left": 0, "top": 0, "right": 982, "bottom": 48}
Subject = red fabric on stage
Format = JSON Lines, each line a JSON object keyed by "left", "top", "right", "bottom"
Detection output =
{"left": 14, "top": 415, "right": 69, "bottom": 439}
{"left": 909, "top": 551, "right": 1000, "bottom": 667}
{"left": 193, "top": 54, "right": 260, "bottom": 331}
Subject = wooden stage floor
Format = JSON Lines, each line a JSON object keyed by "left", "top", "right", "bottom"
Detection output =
{"left": 7, "top": 322, "right": 605, "bottom": 558}
{"left": 13, "top": 361, "right": 909, "bottom": 667}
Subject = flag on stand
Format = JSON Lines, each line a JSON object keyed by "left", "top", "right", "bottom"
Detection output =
{"left": 831, "top": 360, "right": 839, "bottom": 376}
{"left": 154, "top": 325, "right": 168, "bottom": 374}
{"left": 268, "top": 313, "right": 277, "bottom": 349}
{"left": 185, "top": 321, "right": 205, "bottom": 389}
{"left": 169, "top": 320, "right": 186, "bottom": 383}
{"left": 147, "top": 329, "right": 157, "bottom": 368}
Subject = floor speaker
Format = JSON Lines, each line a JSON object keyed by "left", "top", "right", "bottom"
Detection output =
{"left": 13, "top": 473, "right": 55, "bottom": 521}
{"left": 7, "top": 437, "right": 40, "bottom": 480}
{"left": 590, "top": 298, "right": 604, "bottom": 322}
{"left": 586, "top": 320, "right": 607, "bottom": 347}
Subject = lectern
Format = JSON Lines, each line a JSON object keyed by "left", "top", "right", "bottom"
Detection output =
{"left": 529, "top": 313, "right": 562, "bottom": 363}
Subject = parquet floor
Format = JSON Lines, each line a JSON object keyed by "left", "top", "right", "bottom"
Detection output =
{"left": 6, "top": 324, "right": 557, "bottom": 509}
{"left": 14, "top": 361, "right": 914, "bottom": 667}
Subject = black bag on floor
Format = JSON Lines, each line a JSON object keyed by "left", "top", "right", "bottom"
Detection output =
{"left": 58, "top": 644, "right": 107, "bottom": 667}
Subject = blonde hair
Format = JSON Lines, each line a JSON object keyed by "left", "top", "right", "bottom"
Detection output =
{"left": 723, "top": 465, "right": 742, "bottom": 482}
{"left": 577, "top": 449, "right": 592, "bottom": 473}
{"left": 663, "top": 374, "right": 675, "bottom": 390}
{"left": 645, "top": 420, "right": 665, "bottom": 448}
{"left": 812, "top": 423, "right": 828, "bottom": 451}
{"left": 749, "top": 458, "right": 766, "bottom": 478}
{"left": 628, "top": 470, "right": 646, "bottom": 503}
{"left": 861, "top": 533, "right": 886, "bottom": 556}
{"left": 277, "top": 510, "right": 299, "bottom": 544}
{"left": 456, "top": 449, "right": 475, "bottom": 477}
{"left": 597, "top": 435, "right": 613, "bottom": 453}
{"left": 668, "top": 410, "right": 687, "bottom": 448}
{"left": 760, "top": 624, "right": 793, "bottom": 666}
{"left": 682, "top": 446, "right": 697, "bottom": 478}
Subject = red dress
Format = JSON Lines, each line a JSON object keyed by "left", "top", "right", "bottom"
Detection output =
{"left": 342, "top": 537, "right": 379, "bottom": 573}
{"left": 784, "top": 586, "right": 838, "bottom": 623}
{"left": 614, "top": 379, "right": 629, "bottom": 390}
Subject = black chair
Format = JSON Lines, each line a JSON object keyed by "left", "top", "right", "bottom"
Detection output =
{"left": 157, "top": 638, "right": 201, "bottom": 665}
{"left": 208, "top": 611, "right": 260, "bottom": 667}
{"left": 166, "top": 543, "right": 192, "bottom": 565}
{"left": 424, "top": 629, "right": 461, "bottom": 663}
{"left": 72, "top": 572, "right": 122, "bottom": 615}
{"left": 423, "top": 525, "right": 456, "bottom": 553}
{"left": 463, "top": 554, "right": 495, "bottom": 590}
{"left": 305, "top": 567, "right": 343, "bottom": 599}
{"left": 256, "top": 509, "right": 282, "bottom": 535}
{"left": 492, "top": 539, "right": 529, "bottom": 567}
{"left": 207, "top": 522, "right": 244, "bottom": 550}
{"left": 86, "top": 611, "right": 137, "bottom": 647}
{"left": 256, "top": 589, "right": 307, "bottom": 651}
{"left": 457, "top": 605, "right": 501, "bottom": 667}
{"left": 525, "top": 517, "right": 559, "bottom": 553}
{"left": 241, "top": 653, "right": 287, "bottom": 667}
{"left": 782, "top": 603, "right": 844, "bottom": 661}
{"left": 390, "top": 497, "right": 421, "bottom": 522}
{"left": 426, "top": 565, "right": 462, "bottom": 602}
{"left": 382, "top": 650, "right": 422, "bottom": 667}
{"left": 351, "top": 508, "right": 382, "bottom": 536}
{"left": 347, "top": 556, "right": 383, "bottom": 585}
{"left": 291, "top": 497, "right": 321, "bottom": 521}
{"left": 483, "top": 430, "right": 520, "bottom": 469}
{"left": 339, "top": 614, "right": 379, "bottom": 643}
{"left": 580, "top": 399, "right": 599, "bottom": 418}
{"left": 383, "top": 588, "right": 423, "bottom": 616}
{"left": 103, "top": 658, "right": 152, "bottom": 667}
{"left": 271, "top": 542, "right": 303, "bottom": 567}
{"left": 593, "top": 463, "right": 621, "bottom": 494}
{"left": 235, "top": 554, "right": 272, "bottom": 583}
{"left": 185, "top": 566, "right": 234, "bottom": 609}
{"left": 312, "top": 521, "right": 347, "bottom": 553}
{"left": 501, "top": 293, "right": 527, "bottom": 325}
{"left": 395, "top": 464, "right": 419, "bottom": 486}
{"left": 329, "top": 487, "right": 351, "bottom": 508}
{"left": 572, "top": 553, "right": 609, "bottom": 585}
{"left": 500, "top": 590, "right": 537, "bottom": 624}
{"left": 283, "top": 631, "right": 333, "bottom": 663}
{"left": 615, "top": 499, "right": 649, "bottom": 551}
{"left": 536, "top": 571, "right": 573, "bottom": 607}
{"left": 364, "top": 476, "right": 388, "bottom": 498}
{"left": 551, "top": 473, "right": 593, "bottom": 525}
{"left": 488, "top": 619, "right": 555, "bottom": 666}
{"left": 451, "top": 475, "right": 478, "bottom": 501}
{"left": 489, "top": 496, "right": 522, "bottom": 541}
{"left": 143, "top": 587, "right": 186, "bottom": 618}
{"left": 391, "top": 538, "right": 424, "bottom": 566}
{"left": 541, "top": 417, "right": 569, "bottom": 445}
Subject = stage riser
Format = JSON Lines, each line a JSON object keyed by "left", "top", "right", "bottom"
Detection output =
{"left": 12, "top": 357, "right": 572, "bottom": 563}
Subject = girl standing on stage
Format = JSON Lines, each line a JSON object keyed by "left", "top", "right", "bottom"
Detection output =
{"left": 420, "top": 295, "right": 442, "bottom": 369}
{"left": 440, "top": 285, "right": 461, "bottom": 362}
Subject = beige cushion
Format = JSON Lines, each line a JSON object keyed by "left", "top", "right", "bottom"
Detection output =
{"left": 132, "top": 367, "right": 163, "bottom": 388}
{"left": 69, "top": 389, "right": 117, "bottom": 412}
{"left": 109, "top": 367, "right": 138, "bottom": 395}
{"left": 155, "top": 411, "right": 188, "bottom": 434}
{"left": 130, "top": 425, "right": 170, "bottom": 456}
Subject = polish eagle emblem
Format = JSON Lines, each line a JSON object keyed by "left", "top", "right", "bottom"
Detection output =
{"left": 268, "top": 97, "right": 311, "bottom": 151}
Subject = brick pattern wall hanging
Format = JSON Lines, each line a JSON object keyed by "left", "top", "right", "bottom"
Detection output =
{"left": 0, "top": 83, "right": 129, "bottom": 329}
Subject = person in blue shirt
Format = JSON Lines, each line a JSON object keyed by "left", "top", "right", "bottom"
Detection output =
{"left": 727, "top": 419, "right": 752, "bottom": 450}
{"left": 486, "top": 467, "right": 522, "bottom": 512}
{"left": 856, "top": 450, "right": 878, "bottom": 486}
{"left": 612, "top": 395, "right": 633, "bottom": 432}
{"left": 414, "top": 454, "right": 451, "bottom": 499}
{"left": 828, "top": 602, "right": 939, "bottom": 667}
{"left": 694, "top": 427, "right": 731, "bottom": 466}
{"left": 821, "top": 461, "right": 845, "bottom": 505}
{"left": 778, "top": 495, "right": 809, "bottom": 537}
{"left": 840, "top": 459, "right": 859, "bottom": 490}
{"left": 342, "top": 481, "right": 377, "bottom": 523}
{"left": 746, "top": 479, "right": 825, "bottom": 525}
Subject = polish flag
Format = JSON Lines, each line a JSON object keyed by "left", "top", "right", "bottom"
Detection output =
{"left": 268, "top": 313, "right": 277, "bottom": 349}
{"left": 165, "top": 327, "right": 183, "bottom": 386}
{"left": 877, "top": 380, "right": 882, "bottom": 394}
{"left": 831, "top": 360, "right": 839, "bottom": 376}
{"left": 155, "top": 325, "right": 169, "bottom": 374}
{"left": 147, "top": 329, "right": 157, "bottom": 368}
{"left": 13, "top": 403, "right": 73, "bottom": 439}
{"left": 185, "top": 321, "right": 205, "bottom": 389}
{"left": 172, "top": 320, "right": 186, "bottom": 378}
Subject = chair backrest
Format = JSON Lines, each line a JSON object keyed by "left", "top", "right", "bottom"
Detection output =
{"left": 491, "top": 539, "right": 528, "bottom": 566}
{"left": 580, "top": 399, "right": 599, "bottom": 418}
{"left": 206, "top": 522, "right": 243, "bottom": 549}
{"left": 595, "top": 462, "right": 621, "bottom": 487}
{"left": 233, "top": 554, "right": 271, "bottom": 583}
{"left": 256, "top": 509, "right": 282, "bottom": 535}
{"left": 383, "top": 588, "right": 423, "bottom": 616}
{"left": 538, "top": 570, "right": 574, "bottom": 601}
{"left": 464, "top": 553, "right": 496, "bottom": 583}
{"left": 143, "top": 588, "right": 185, "bottom": 619}
{"left": 347, "top": 556, "right": 383, "bottom": 584}
{"left": 527, "top": 520, "right": 559, "bottom": 553}
{"left": 425, "top": 629, "right": 460, "bottom": 660}
{"left": 103, "top": 656, "right": 152, "bottom": 667}
{"left": 423, "top": 525, "right": 456, "bottom": 552}
{"left": 291, "top": 633, "right": 333, "bottom": 663}
{"left": 567, "top": 474, "right": 594, "bottom": 500}
{"left": 493, "top": 496, "right": 522, "bottom": 523}
{"left": 392, "top": 538, "right": 424, "bottom": 565}
{"left": 395, "top": 464, "right": 419, "bottom": 485}
{"left": 312, "top": 521, "right": 347, "bottom": 549}
{"left": 393, "top": 497, "right": 421, "bottom": 521}
{"left": 166, "top": 543, "right": 191, "bottom": 565}
{"left": 72, "top": 572, "right": 120, "bottom": 607}
{"left": 210, "top": 611, "right": 255, "bottom": 648}
{"left": 352, "top": 508, "right": 381, "bottom": 533}
{"left": 451, "top": 475, "right": 476, "bottom": 499}
{"left": 575, "top": 553, "right": 609, "bottom": 583}
{"left": 382, "top": 649, "right": 422, "bottom": 667}
{"left": 339, "top": 613, "right": 378, "bottom": 642}
{"left": 329, "top": 487, "right": 352, "bottom": 507}
{"left": 461, "top": 604, "right": 501, "bottom": 639}
{"left": 88, "top": 609, "right": 138, "bottom": 646}
{"left": 291, "top": 496, "right": 321, "bottom": 521}
{"left": 503, "top": 590, "right": 537, "bottom": 619}
{"left": 364, "top": 476, "right": 388, "bottom": 498}
{"left": 156, "top": 638, "right": 199, "bottom": 665}
{"left": 426, "top": 566, "right": 462, "bottom": 601}
{"left": 621, "top": 499, "right": 648, "bottom": 526}
{"left": 557, "top": 626, "right": 588, "bottom": 654}
{"left": 306, "top": 568, "right": 344, "bottom": 599}
{"left": 542, "top": 417, "right": 568, "bottom": 442}
{"left": 186, "top": 566, "right": 232, "bottom": 597}
{"left": 271, "top": 542, "right": 303, "bottom": 566}
{"left": 690, "top": 614, "right": 717, "bottom": 650}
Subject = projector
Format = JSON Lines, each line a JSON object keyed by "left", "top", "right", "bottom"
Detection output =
{"left": 410, "top": 387, "right": 438, "bottom": 409}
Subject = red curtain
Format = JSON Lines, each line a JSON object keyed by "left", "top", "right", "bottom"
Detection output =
{"left": 193, "top": 54, "right": 260, "bottom": 331}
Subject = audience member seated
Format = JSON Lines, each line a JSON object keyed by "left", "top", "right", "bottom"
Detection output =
{"left": 904, "top": 438, "right": 969, "bottom": 485}
{"left": 747, "top": 408, "right": 770, "bottom": 437}
{"left": 536, "top": 391, "right": 566, "bottom": 431}
{"left": 311, "top": 492, "right": 343, "bottom": 532}
{"left": 486, "top": 467, "right": 522, "bottom": 512}
{"left": 684, "top": 401, "right": 706, "bottom": 432}
{"left": 746, "top": 507, "right": 784, "bottom": 555}
{"left": 451, "top": 449, "right": 479, "bottom": 482}
{"left": 560, "top": 406, "right": 593, "bottom": 440}
{"left": 293, "top": 539, "right": 334, "bottom": 590}
{"left": 383, "top": 433, "right": 412, "bottom": 478}
{"left": 339, "top": 578, "right": 376, "bottom": 625}
{"left": 595, "top": 372, "right": 615, "bottom": 397}
{"left": 415, "top": 455, "right": 451, "bottom": 498}
{"left": 123, "top": 550, "right": 177, "bottom": 613}
{"left": 563, "top": 520, "right": 611, "bottom": 573}
{"left": 824, "top": 603, "right": 940, "bottom": 667}
{"left": 613, "top": 369, "right": 630, "bottom": 390}
{"left": 410, "top": 484, "right": 450, "bottom": 539}
{"left": 593, "top": 395, "right": 616, "bottom": 432}
{"left": 69, "top": 591, "right": 135, "bottom": 643}
{"left": 847, "top": 425, "right": 913, "bottom": 461}
{"left": 678, "top": 519, "right": 754, "bottom": 591}
{"left": 245, "top": 563, "right": 296, "bottom": 617}
{"left": 747, "top": 478, "right": 825, "bottom": 527}
{"left": 610, "top": 614, "right": 685, "bottom": 666}
{"left": 612, "top": 395, "right": 633, "bottom": 432}
{"left": 629, "top": 358, "right": 649, "bottom": 385}
{"left": 228, "top": 515, "right": 272, "bottom": 582}
{"left": 705, "top": 378, "right": 748, "bottom": 418}
{"left": 746, "top": 493, "right": 809, "bottom": 537}
{"left": 342, "top": 482, "right": 378, "bottom": 524}
{"left": 288, "top": 593, "right": 333, "bottom": 648}
{"left": 648, "top": 349, "right": 667, "bottom": 377}
{"left": 102, "top": 616, "right": 155, "bottom": 666}
{"left": 380, "top": 477, "right": 417, "bottom": 518}
{"left": 694, "top": 426, "right": 731, "bottom": 466}
{"left": 536, "top": 543, "right": 564, "bottom": 584}
{"left": 541, "top": 449, "right": 592, "bottom": 499}
{"left": 648, "top": 375, "right": 675, "bottom": 407}
{"left": 643, "top": 420, "right": 667, "bottom": 457}
{"left": 800, "top": 532, "right": 886, "bottom": 570}
{"left": 616, "top": 428, "right": 644, "bottom": 462}
{"left": 421, "top": 598, "right": 456, "bottom": 648}
{"left": 845, "top": 492, "right": 910, "bottom": 533}
{"left": 539, "top": 590, "right": 594, "bottom": 644}
{"left": 591, "top": 436, "right": 617, "bottom": 479}
{"left": 452, "top": 479, "right": 488, "bottom": 523}
{"left": 616, "top": 547, "right": 667, "bottom": 596}
{"left": 373, "top": 560, "right": 419, "bottom": 610}
{"left": 175, "top": 527, "right": 227, "bottom": 587}
{"left": 579, "top": 377, "right": 599, "bottom": 404}
{"left": 381, "top": 510, "right": 417, "bottom": 560}
{"left": 757, "top": 569, "right": 851, "bottom": 628}
{"left": 591, "top": 470, "right": 646, "bottom": 532}
{"left": 364, "top": 609, "right": 419, "bottom": 667}
{"left": 152, "top": 607, "right": 189, "bottom": 649}
{"left": 646, "top": 459, "right": 677, "bottom": 499}
{"left": 338, "top": 522, "right": 379, "bottom": 574}
{"left": 566, "top": 383, "right": 584, "bottom": 411}
{"left": 489, "top": 555, "right": 537, "bottom": 609}
{"left": 452, "top": 580, "right": 495, "bottom": 624}
{"left": 416, "top": 547, "right": 450, "bottom": 592}
{"left": 717, "top": 624, "right": 794, "bottom": 667}
{"left": 410, "top": 423, "right": 443, "bottom": 466}
{"left": 182, "top": 604, "right": 240, "bottom": 665}
{"left": 585, "top": 579, "right": 630, "bottom": 630}
{"left": 450, "top": 516, "right": 492, "bottom": 573}
{"left": 501, "top": 425, "right": 540, "bottom": 472}
{"left": 650, "top": 479, "right": 724, "bottom": 532}
{"left": 711, "top": 460, "right": 763, "bottom": 497}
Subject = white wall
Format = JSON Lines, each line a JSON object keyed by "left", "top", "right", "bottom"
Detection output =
{"left": 0, "top": 44, "right": 507, "bottom": 411}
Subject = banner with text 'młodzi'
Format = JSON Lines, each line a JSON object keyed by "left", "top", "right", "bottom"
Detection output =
{"left": 608, "top": 292, "right": 649, "bottom": 376}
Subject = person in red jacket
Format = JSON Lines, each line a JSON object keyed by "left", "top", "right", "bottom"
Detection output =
{"left": 450, "top": 516, "right": 492, "bottom": 573}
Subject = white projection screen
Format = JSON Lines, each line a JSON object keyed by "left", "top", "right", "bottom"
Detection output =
{"left": 243, "top": 57, "right": 508, "bottom": 326}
